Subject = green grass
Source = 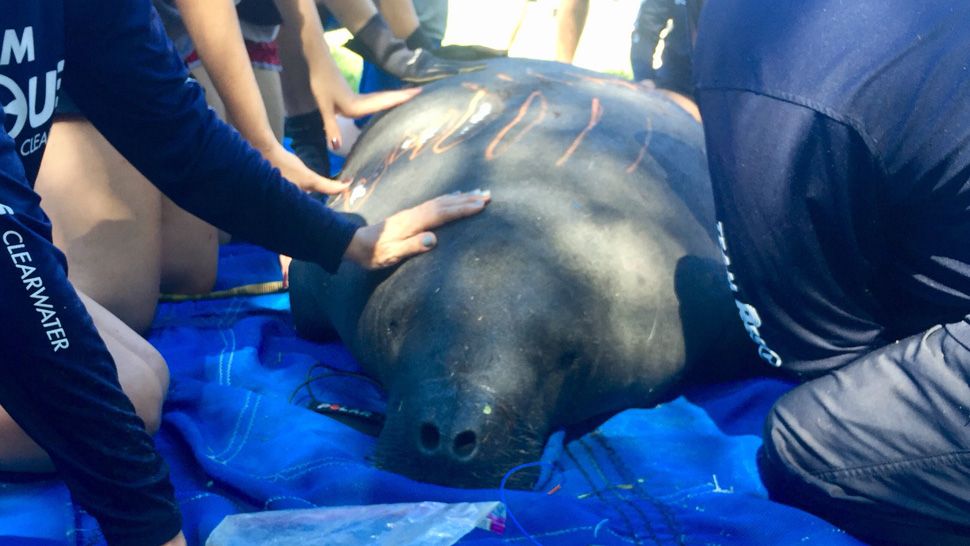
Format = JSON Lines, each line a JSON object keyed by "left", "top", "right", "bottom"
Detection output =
{"left": 326, "top": 29, "right": 363, "bottom": 90}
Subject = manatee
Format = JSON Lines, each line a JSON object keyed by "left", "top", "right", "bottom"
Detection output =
{"left": 289, "top": 58, "right": 747, "bottom": 488}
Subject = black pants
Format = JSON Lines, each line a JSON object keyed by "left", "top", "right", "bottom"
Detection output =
{"left": 759, "top": 325, "right": 970, "bottom": 545}
{"left": 629, "top": 0, "right": 700, "bottom": 96}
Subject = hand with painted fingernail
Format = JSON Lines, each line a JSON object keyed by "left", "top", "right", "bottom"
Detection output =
{"left": 343, "top": 190, "right": 491, "bottom": 270}
{"left": 321, "top": 85, "right": 421, "bottom": 152}
{"left": 263, "top": 143, "right": 350, "bottom": 195}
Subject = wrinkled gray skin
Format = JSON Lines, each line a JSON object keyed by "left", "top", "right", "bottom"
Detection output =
{"left": 290, "top": 58, "right": 747, "bottom": 488}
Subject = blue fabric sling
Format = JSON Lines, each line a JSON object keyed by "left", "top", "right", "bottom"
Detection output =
{"left": 0, "top": 244, "right": 864, "bottom": 546}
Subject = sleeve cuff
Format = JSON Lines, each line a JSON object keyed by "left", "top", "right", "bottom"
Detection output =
{"left": 310, "top": 209, "right": 360, "bottom": 274}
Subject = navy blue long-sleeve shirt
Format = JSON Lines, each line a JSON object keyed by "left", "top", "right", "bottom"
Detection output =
{"left": 1, "top": 1, "right": 357, "bottom": 543}
{"left": 694, "top": 0, "right": 970, "bottom": 376}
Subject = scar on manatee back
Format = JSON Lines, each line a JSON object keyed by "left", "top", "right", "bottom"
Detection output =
{"left": 485, "top": 90, "right": 548, "bottom": 161}
{"left": 432, "top": 90, "right": 490, "bottom": 154}
{"left": 338, "top": 78, "right": 654, "bottom": 211}
{"left": 555, "top": 97, "right": 603, "bottom": 167}
{"left": 340, "top": 133, "right": 415, "bottom": 211}
{"left": 626, "top": 117, "right": 654, "bottom": 174}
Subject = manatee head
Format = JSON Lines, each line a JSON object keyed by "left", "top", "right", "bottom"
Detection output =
{"left": 355, "top": 214, "right": 608, "bottom": 488}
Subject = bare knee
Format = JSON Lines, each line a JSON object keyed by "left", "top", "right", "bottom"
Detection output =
{"left": 144, "top": 345, "right": 171, "bottom": 402}
{"left": 0, "top": 406, "right": 55, "bottom": 473}
{"left": 81, "top": 292, "right": 170, "bottom": 433}
{"left": 126, "top": 347, "right": 169, "bottom": 435}
{"left": 138, "top": 394, "right": 164, "bottom": 435}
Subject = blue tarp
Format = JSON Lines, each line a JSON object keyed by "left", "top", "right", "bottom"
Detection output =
{"left": 0, "top": 244, "right": 865, "bottom": 546}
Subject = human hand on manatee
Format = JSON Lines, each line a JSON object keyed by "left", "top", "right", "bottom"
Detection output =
{"left": 343, "top": 190, "right": 491, "bottom": 269}
{"left": 263, "top": 144, "right": 350, "bottom": 194}
{"left": 321, "top": 82, "right": 421, "bottom": 152}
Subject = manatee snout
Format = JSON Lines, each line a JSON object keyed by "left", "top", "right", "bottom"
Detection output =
{"left": 414, "top": 416, "right": 478, "bottom": 461}
{"left": 375, "top": 385, "right": 548, "bottom": 488}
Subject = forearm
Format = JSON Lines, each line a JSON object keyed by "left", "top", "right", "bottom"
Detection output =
{"left": 176, "top": 0, "right": 279, "bottom": 151}
{"left": 277, "top": 0, "right": 355, "bottom": 114}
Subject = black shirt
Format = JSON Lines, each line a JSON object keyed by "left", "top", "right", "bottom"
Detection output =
{"left": 694, "top": 0, "right": 970, "bottom": 376}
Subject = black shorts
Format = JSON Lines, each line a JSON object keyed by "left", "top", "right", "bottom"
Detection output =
{"left": 236, "top": 0, "right": 282, "bottom": 27}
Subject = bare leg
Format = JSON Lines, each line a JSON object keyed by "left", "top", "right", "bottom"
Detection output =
{"left": 278, "top": 22, "right": 318, "bottom": 118}
{"left": 35, "top": 118, "right": 163, "bottom": 333}
{"left": 0, "top": 292, "right": 169, "bottom": 473}
{"left": 35, "top": 118, "right": 219, "bottom": 331}
{"left": 378, "top": 0, "right": 420, "bottom": 38}
{"left": 555, "top": 0, "right": 589, "bottom": 63}
{"left": 160, "top": 196, "right": 218, "bottom": 295}
{"left": 317, "top": 0, "right": 378, "bottom": 33}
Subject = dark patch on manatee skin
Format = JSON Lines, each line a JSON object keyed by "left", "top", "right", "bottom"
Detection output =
{"left": 289, "top": 58, "right": 752, "bottom": 489}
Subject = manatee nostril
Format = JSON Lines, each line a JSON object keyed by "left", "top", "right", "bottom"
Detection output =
{"left": 419, "top": 423, "right": 440, "bottom": 452}
{"left": 452, "top": 430, "right": 478, "bottom": 459}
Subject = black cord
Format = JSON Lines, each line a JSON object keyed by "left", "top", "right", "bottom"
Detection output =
{"left": 289, "top": 362, "right": 386, "bottom": 426}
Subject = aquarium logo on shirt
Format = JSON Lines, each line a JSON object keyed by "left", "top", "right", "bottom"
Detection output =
{"left": 0, "top": 25, "right": 63, "bottom": 157}
{"left": 716, "top": 221, "right": 783, "bottom": 368}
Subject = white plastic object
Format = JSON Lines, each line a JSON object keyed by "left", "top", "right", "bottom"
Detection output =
{"left": 206, "top": 500, "right": 506, "bottom": 546}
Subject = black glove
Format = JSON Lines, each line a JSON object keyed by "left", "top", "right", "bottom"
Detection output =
{"left": 404, "top": 27, "right": 507, "bottom": 61}
{"left": 429, "top": 44, "right": 508, "bottom": 62}
{"left": 398, "top": 49, "right": 492, "bottom": 83}
{"left": 346, "top": 15, "right": 487, "bottom": 83}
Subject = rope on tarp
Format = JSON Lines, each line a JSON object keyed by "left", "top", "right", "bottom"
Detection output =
{"left": 159, "top": 280, "right": 286, "bottom": 302}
